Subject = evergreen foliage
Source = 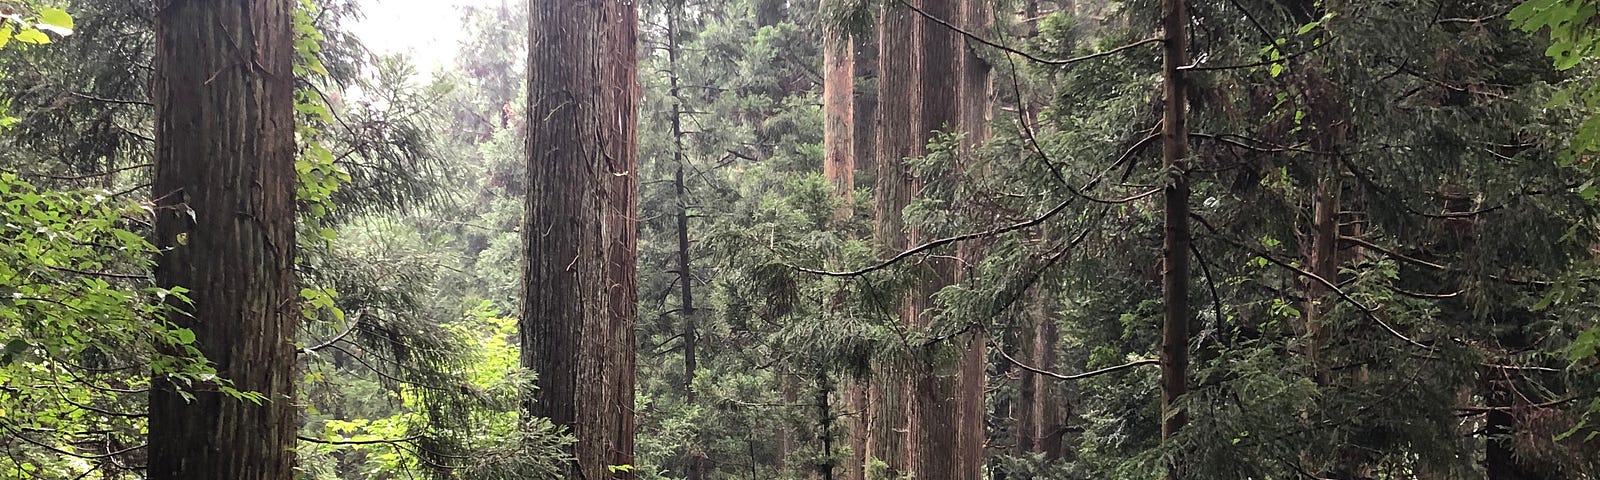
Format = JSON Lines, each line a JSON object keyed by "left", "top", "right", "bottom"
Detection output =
{"left": 2, "top": 0, "right": 1600, "bottom": 478}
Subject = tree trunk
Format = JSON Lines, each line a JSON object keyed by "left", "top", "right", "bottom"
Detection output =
{"left": 823, "top": 0, "right": 855, "bottom": 222}
{"left": 756, "top": 0, "right": 786, "bottom": 28}
{"left": 667, "top": 12, "right": 706, "bottom": 480}
{"left": 853, "top": 25, "right": 879, "bottom": 190}
{"left": 1037, "top": 312, "right": 1065, "bottom": 461}
{"left": 1015, "top": 302, "right": 1041, "bottom": 453}
{"left": 145, "top": 0, "right": 298, "bottom": 478}
{"left": 955, "top": 0, "right": 994, "bottom": 476}
{"left": 604, "top": 0, "right": 640, "bottom": 475}
{"left": 910, "top": 1, "right": 962, "bottom": 478}
{"left": 523, "top": 0, "right": 637, "bottom": 478}
{"left": 870, "top": 0, "right": 920, "bottom": 476}
{"left": 1158, "top": 0, "right": 1191, "bottom": 478}
{"left": 820, "top": 6, "right": 869, "bottom": 480}
{"left": 818, "top": 375, "right": 838, "bottom": 480}
{"left": 780, "top": 376, "right": 805, "bottom": 476}
{"left": 846, "top": 377, "right": 870, "bottom": 480}
{"left": 1305, "top": 163, "right": 1338, "bottom": 382}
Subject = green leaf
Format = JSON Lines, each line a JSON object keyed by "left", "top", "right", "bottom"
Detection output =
{"left": 3, "top": 338, "right": 27, "bottom": 356}
{"left": 0, "top": 25, "right": 13, "bottom": 49}
{"left": 35, "top": 8, "right": 72, "bottom": 35}
{"left": 14, "top": 28, "right": 49, "bottom": 45}
{"left": 172, "top": 328, "right": 197, "bottom": 345}
{"left": 1571, "top": 327, "right": 1600, "bottom": 362}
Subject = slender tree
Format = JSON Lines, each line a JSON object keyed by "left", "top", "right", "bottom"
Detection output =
{"left": 1158, "top": 0, "right": 1191, "bottom": 477}
{"left": 145, "top": 1, "right": 299, "bottom": 479}
{"left": 820, "top": 4, "right": 861, "bottom": 477}
{"left": 665, "top": 10, "right": 709, "bottom": 480}
{"left": 847, "top": 17, "right": 876, "bottom": 480}
{"left": 523, "top": 0, "right": 638, "bottom": 478}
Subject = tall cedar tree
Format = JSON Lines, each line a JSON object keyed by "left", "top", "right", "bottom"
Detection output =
{"left": 869, "top": 0, "right": 919, "bottom": 476}
{"left": 821, "top": 1, "right": 857, "bottom": 477}
{"left": 145, "top": 0, "right": 299, "bottom": 479}
{"left": 522, "top": 0, "right": 638, "bottom": 478}
{"left": 911, "top": 0, "right": 964, "bottom": 475}
{"left": 1011, "top": 0, "right": 1066, "bottom": 461}
{"left": 954, "top": 0, "right": 993, "bottom": 476}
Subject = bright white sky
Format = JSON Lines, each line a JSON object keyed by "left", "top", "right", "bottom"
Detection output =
{"left": 350, "top": 0, "right": 502, "bottom": 74}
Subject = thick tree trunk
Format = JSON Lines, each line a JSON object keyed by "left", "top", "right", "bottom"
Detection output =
{"left": 870, "top": 0, "right": 920, "bottom": 476}
{"left": 1015, "top": 287, "right": 1064, "bottom": 460}
{"left": 820, "top": 7, "right": 870, "bottom": 480}
{"left": 1158, "top": 0, "right": 1191, "bottom": 478}
{"left": 853, "top": 26, "right": 879, "bottom": 189}
{"left": 1015, "top": 303, "right": 1041, "bottom": 453}
{"left": 1036, "top": 313, "right": 1065, "bottom": 460}
{"left": 823, "top": 0, "right": 855, "bottom": 221}
{"left": 1305, "top": 163, "right": 1338, "bottom": 382}
{"left": 604, "top": 0, "right": 640, "bottom": 476}
{"left": 955, "top": 0, "right": 994, "bottom": 476}
{"left": 523, "top": 1, "right": 637, "bottom": 478}
{"left": 846, "top": 378, "right": 870, "bottom": 480}
{"left": 145, "top": 1, "right": 298, "bottom": 479}
{"left": 910, "top": 0, "right": 962, "bottom": 478}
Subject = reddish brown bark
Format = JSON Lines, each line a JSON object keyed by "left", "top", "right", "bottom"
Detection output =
{"left": 846, "top": 378, "right": 869, "bottom": 480}
{"left": 146, "top": 1, "right": 298, "bottom": 479}
{"left": 954, "top": 0, "right": 994, "bottom": 476}
{"left": 869, "top": 0, "right": 920, "bottom": 476}
{"left": 605, "top": 0, "right": 640, "bottom": 474}
{"left": 823, "top": 0, "right": 856, "bottom": 221}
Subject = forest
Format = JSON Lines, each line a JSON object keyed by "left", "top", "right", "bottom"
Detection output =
{"left": 2, "top": 0, "right": 1600, "bottom": 478}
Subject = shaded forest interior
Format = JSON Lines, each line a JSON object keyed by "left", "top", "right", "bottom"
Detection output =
{"left": 5, "top": 0, "right": 1600, "bottom": 479}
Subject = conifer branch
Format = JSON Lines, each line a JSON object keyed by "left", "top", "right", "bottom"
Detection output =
{"left": 996, "top": 346, "right": 1158, "bottom": 381}
{"left": 1191, "top": 213, "right": 1433, "bottom": 350}
{"left": 894, "top": 0, "right": 1160, "bottom": 67}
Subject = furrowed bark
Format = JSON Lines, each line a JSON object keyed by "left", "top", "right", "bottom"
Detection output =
{"left": 523, "top": 0, "right": 637, "bottom": 478}
{"left": 869, "top": 0, "right": 920, "bottom": 476}
{"left": 146, "top": 0, "right": 298, "bottom": 478}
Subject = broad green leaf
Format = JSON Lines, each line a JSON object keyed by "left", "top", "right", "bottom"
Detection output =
{"left": 2, "top": 338, "right": 26, "bottom": 355}
{"left": 172, "top": 328, "right": 196, "bottom": 345}
{"left": 14, "top": 28, "right": 49, "bottom": 45}
{"left": 36, "top": 8, "right": 72, "bottom": 35}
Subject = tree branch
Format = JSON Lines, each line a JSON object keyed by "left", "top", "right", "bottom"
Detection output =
{"left": 996, "top": 345, "right": 1158, "bottom": 381}
{"left": 894, "top": 0, "right": 1161, "bottom": 67}
{"left": 1192, "top": 214, "right": 1433, "bottom": 350}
